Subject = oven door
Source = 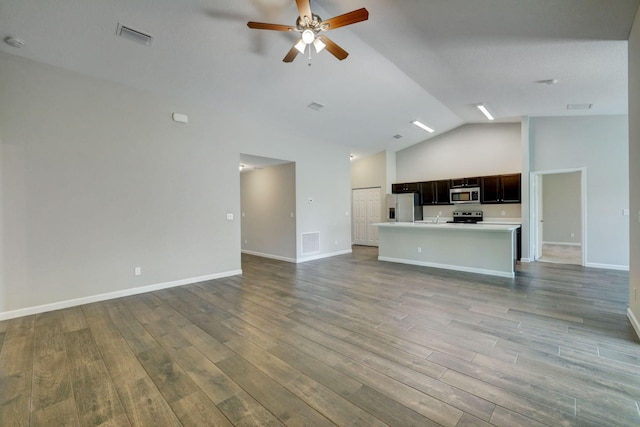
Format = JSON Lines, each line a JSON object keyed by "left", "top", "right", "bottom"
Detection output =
{"left": 450, "top": 187, "right": 480, "bottom": 204}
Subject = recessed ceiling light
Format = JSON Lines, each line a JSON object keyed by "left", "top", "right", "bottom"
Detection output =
{"left": 567, "top": 103, "right": 592, "bottom": 110}
{"left": 476, "top": 104, "right": 495, "bottom": 121}
{"left": 4, "top": 36, "right": 25, "bottom": 48}
{"left": 411, "top": 120, "right": 434, "bottom": 133}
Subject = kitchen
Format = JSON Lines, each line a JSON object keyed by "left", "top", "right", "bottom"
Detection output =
{"left": 379, "top": 174, "right": 522, "bottom": 278}
{"left": 351, "top": 118, "right": 630, "bottom": 274}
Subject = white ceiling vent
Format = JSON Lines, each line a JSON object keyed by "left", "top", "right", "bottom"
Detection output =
{"left": 567, "top": 103, "right": 592, "bottom": 110}
{"left": 393, "top": 134, "right": 403, "bottom": 139}
{"left": 307, "top": 101, "right": 325, "bottom": 111}
{"left": 117, "top": 23, "right": 153, "bottom": 46}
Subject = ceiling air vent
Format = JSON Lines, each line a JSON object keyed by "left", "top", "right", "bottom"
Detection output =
{"left": 393, "top": 134, "right": 403, "bottom": 139}
{"left": 116, "top": 23, "right": 154, "bottom": 46}
{"left": 307, "top": 101, "right": 325, "bottom": 111}
{"left": 567, "top": 103, "right": 592, "bottom": 110}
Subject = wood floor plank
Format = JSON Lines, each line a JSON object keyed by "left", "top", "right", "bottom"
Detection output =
{"left": 2, "top": 246, "right": 639, "bottom": 426}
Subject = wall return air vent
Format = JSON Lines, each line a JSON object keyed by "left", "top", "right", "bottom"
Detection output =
{"left": 117, "top": 23, "right": 154, "bottom": 46}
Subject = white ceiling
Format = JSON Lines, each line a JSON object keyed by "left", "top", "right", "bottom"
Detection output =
{"left": 1, "top": 0, "right": 638, "bottom": 159}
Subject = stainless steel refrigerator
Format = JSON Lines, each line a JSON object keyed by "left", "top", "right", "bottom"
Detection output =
{"left": 395, "top": 193, "right": 423, "bottom": 222}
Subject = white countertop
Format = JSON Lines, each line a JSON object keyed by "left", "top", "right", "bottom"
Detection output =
{"left": 375, "top": 222, "right": 520, "bottom": 232}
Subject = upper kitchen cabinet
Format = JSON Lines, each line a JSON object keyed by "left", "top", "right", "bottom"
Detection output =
{"left": 481, "top": 174, "right": 521, "bottom": 204}
{"left": 420, "top": 180, "right": 452, "bottom": 205}
{"left": 451, "top": 177, "right": 481, "bottom": 188}
{"left": 392, "top": 182, "right": 420, "bottom": 193}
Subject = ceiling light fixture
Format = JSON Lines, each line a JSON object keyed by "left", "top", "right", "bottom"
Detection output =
{"left": 477, "top": 104, "right": 495, "bottom": 121}
{"left": 567, "top": 103, "right": 592, "bottom": 110}
{"left": 411, "top": 120, "right": 434, "bottom": 133}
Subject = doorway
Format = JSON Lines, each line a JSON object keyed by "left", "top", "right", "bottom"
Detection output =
{"left": 531, "top": 169, "right": 586, "bottom": 265}
{"left": 352, "top": 187, "right": 382, "bottom": 246}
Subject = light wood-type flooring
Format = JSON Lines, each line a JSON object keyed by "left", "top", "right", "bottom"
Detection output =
{"left": 1, "top": 246, "right": 639, "bottom": 426}
{"left": 538, "top": 244, "right": 582, "bottom": 265}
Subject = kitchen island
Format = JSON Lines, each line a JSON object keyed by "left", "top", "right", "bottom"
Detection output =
{"left": 375, "top": 222, "right": 521, "bottom": 278}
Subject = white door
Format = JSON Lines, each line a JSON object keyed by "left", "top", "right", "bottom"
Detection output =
{"left": 366, "top": 189, "right": 381, "bottom": 245}
{"left": 352, "top": 188, "right": 381, "bottom": 246}
{"left": 353, "top": 189, "right": 367, "bottom": 245}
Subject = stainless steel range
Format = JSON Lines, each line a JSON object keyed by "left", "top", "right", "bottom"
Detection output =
{"left": 448, "top": 210, "right": 483, "bottom": 224}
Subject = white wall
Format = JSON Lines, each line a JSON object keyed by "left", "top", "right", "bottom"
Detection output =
{"left": 241, "top": 163, "right": 296, "bottom": 261}
{"left": 396, "top": 123, "right": 522, "bottom": 182}
{"left": 628, "top": 8, "right": 640, "bottom": 335}
{"left": 542, "top": 172, "right": 582, "bottom": 244}
{"left": 0, "top": 52, "right": 352, "bottom": 318}
{"left": 530, "top": 116, "right": 629, "bottom": 268}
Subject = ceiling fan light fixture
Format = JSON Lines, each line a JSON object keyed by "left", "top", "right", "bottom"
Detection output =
{"left": 313, "top": 37, "right": 326, "bottom": 53}
{"left": 294, "top": 39, "right": 306, "bottom": 54}
{"left": 477, "top": 104, "right": 495, "bottom": 121}
{"left": 411, "top": 120, "right": 434, "bottom": 133}
{"left": 302, "top": 29, "right": 315, "bottom": 44}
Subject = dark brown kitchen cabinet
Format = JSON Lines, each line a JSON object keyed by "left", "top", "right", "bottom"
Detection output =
{"left": 420, "top": 180, "right": 452, "bottom": 205}
{"left": 451, "top": 177, "right": 481, "bottom": 188}
{"left": 481, "top": 174, "right": 521, "bottom": 204}
{"left": 392, "top": 182, "right": 420, "bottom": 193}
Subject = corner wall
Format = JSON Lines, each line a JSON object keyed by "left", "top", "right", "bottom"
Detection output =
{"left": 530, "top": 116, "right": 629, "bottom": 269}
{"left": 628, "top": 8, "right": 640, "bottom": 337}
{"left": 0, "top": 52, "right": 352, "bottom": 319}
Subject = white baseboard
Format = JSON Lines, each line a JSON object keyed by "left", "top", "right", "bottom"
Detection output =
{"left": 241, "top": 250, "right": 297, "bottom": 263}
{"left": 0, "top": 269, "right": 242, "bottom": 321}
{"left": 297, "top": 249, "right": 352, "bottom": 263}
{"left": 241, "top": 248, "right": 353, "bottom": 264}
{"left": 585, "top": 262, "right": 629, "bottom": 271}
{"left": 519, "top": 258, "right": 532, "bottom": 263}
{"left": 542, "top": 241, "right": 582, "bottom": 247}
{"left": 628, "top": 308, "right": 640, "bottom": 340}
{"left": 378, "top": 256, "right": 515, "bottom": 278}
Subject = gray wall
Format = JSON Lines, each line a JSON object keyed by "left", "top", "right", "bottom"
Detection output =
{"left": 241, "top": 163, "right": 296, "bottom": 261}
{"left": 396, "top": 123, "right": 522, "bottom": 182}
{"left": 530, "top": 116, "right": 629, "bottom": 268}
{"left": 0, "top": 52, "right": 352, "bottom": 317}
{"left": 542, "top": 172, "right": 582, "bottom": 244}
{"left": 629, "top": 9, "right": 640, "bottom": 332}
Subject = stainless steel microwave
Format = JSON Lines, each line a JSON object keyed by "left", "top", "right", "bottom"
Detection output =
{"left": 450, "top": 187, "right": 480, "bottom": 204}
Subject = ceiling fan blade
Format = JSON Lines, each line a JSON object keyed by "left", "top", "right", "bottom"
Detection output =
{"left": 247, "top": 21, "right": 296, "bottom": 31}
{"left": 295, "top": 0, "right": 312, "bottom": 21}
{"left": 283, "top": 44, "right": 301, "bottom": 63}
{"left": 322, "top": 8, "right": 369, "bottom": 30}
{"left": 317, "top": 35, "right": 348, "bottom": 60}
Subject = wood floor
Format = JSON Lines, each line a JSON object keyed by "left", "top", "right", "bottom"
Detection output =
{"left": 538, "top": 244, "right": 582, "bottom": 265}
{"left": 1, "top": 246, "right": 639, "bottom": 426}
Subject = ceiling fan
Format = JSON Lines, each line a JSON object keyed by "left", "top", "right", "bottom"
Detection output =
{"left": 247, "top": 0, "right": 369, "bottom": 62}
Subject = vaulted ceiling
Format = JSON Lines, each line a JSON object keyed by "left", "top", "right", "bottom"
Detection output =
{"left": 1, "top": 0, "right": 638, "bottom": 158}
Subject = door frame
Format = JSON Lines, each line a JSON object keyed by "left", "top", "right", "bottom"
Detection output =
{"left": 529, "top": 167, "right": 587, "bottom": 265}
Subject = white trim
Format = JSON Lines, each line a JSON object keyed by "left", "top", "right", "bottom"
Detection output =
{"left": 297, "top": 249, "right": 352, "bottom": 263}
{"left": 378, "top": 256, "right": 515, "bottom": 278}
{"left": 530, "top": 168, "right": 587, "bottom": 266}
{"left": 520, "top": 257, "right": 532, "bottom": 263}
{"left": 628, "top": 308, "right": 640, "bottom": 340}
{"left": 241, "top": 250, "right": 297, "bottom": 263}
{"left": 542, "top": 241, "right": 582, "bottom": 247}
{"left": 585, "top": 262, "right": 629, "bottom": 271}
{"left": 0, "top": 270, "right": 242, "bottom": 321}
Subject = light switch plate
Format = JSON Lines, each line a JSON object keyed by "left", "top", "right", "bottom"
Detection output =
{"left": 226, "top": 213, "right": 234, "bottom": 220}
{"left": 623, "top": 208, "right": 630, "bottom": 216}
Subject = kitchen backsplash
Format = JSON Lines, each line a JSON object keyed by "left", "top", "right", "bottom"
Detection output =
{"left": 422, "top": 204, "right": 521, "bottom": 220}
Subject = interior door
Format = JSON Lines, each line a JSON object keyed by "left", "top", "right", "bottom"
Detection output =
{"left": 352, "top": 189, "right": 367, "bottom": 245}
{"left": 366, "top": 188, "right": 381, "bottom": 246}
{"left": 352, "top": 187, "right": 381, "bottom": 246}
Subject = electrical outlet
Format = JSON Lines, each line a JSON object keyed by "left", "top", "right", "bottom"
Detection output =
{"left": 501, "top": 210, "right": 506, "bottom": 216}
{"left": 570, "top": 233, "right": 575, "bottom": 238}
{"left": 134, "top": 267, "right": 141, "bottom": 276}
{"left": 417, "top": 247, "right": 422, "bottom": 253}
